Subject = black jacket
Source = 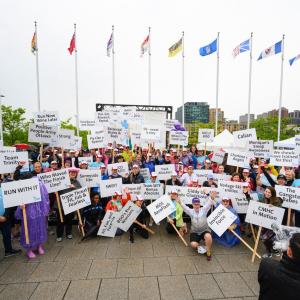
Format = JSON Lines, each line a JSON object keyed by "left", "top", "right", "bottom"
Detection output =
{"left": 258, "top": 256, "right": 300, "bottom": 300}
{"left": 166, "top": 178, "right": 182, "bottom": 186}
{"left": 123, "top": 172, "right": 144, "bottom": 184}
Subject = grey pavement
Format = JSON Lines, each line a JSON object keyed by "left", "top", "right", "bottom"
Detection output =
{"left": 0, "top": 223, "right": 262, "bottom": 300}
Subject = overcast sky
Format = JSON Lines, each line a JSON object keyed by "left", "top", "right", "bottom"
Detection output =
{"left": 0, "top": 0, "right": 299, "bottom": 124}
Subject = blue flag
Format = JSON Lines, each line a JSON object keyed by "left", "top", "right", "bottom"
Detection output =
{"left": 257, "top": 41, "right": 282, "bottom": 61}
{"left": 199, "top": 39, "right": 217, "bottom": 56}
{"left": 289, "top": 54, "right": 300, "bottom": 66}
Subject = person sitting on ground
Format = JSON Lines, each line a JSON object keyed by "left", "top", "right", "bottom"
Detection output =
{"left": 258, "top": 233, "right": 300, "bottom": 300}
{"left": 105, "top": 188, "right": 131, "bottom": 212}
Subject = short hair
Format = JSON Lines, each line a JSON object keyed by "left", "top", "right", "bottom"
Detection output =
{"left": 289, "top": 233, "right": 300, "bottom": 263}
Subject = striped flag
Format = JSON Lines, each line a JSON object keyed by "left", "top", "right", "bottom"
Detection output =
{"left": 140, "top": 35, "right": 150, "bottom": 57}
{"left": 31, "top": 32, "right": 37, "bottom": 54}
{"left": 232, "top": 39, "right": 250, "bottom": 58}
{"left": 289, "top": 54, "right": 300, "bottom": 66}
{"left": 168, "top": 38, "right": 182, "bottom": 57}
{"left": 107, "top": 33, "right": 113, "bottom": 57}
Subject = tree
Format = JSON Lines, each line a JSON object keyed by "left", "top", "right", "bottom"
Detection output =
{"left": 2, "top": 105, "right": 29, "bottom": 145}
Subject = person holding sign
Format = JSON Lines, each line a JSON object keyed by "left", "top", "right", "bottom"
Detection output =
{"left": 176, "top": 194, "right": 216, "bottom": 261}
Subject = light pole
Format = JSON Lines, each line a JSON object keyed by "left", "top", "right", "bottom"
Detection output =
{"left": 0, "top": 94, "right": 4, "bottom": 146}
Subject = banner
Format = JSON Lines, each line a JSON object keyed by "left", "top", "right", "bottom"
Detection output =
{"left": 141, "top": 125, "right": 161, "bottom": 141}
{"left": 247, "top": 140, "right": 273, "bottom": 159}
{"left": 226, "top": 151, "right": 251, "bottom": 168}
{"left": 77, "top": 169, "right": 101, "bottom": 188}
{"left": 0, "top": 146, "right": 16, "bottom": 154}
{"left": 121, "top": 183, "right": 143, "bottom": 199}
{"left": 60, "top": 187, "right": 91, "bottom": 215}
{"left": 99, "top": 178, "right": 123, "bottom": 198}
{"left": 33, "top": 111, "right": 60, "bottom": 126}
{"left": 0, "top": 152, "right": 29, "bottom": 174}
{"left": 275, "top": 185, "right": 300, "bottom": 211}
{"left": 193, "top": 169, "right": 213, "bottom": 185}
{"left": 147, "top": 195, "right": 176, "bottom": 224}
{"left": 107, "top": 162, "right": 129, "bottom": 177}
{"left": 227, "top": 192, "right": 249, "bottom": 214}
{"left": 79, "top": 120, "right": 96, "bottom": 130}
{"left": 37, "top": 169, "right": 71, "bottom": 193}
{"left": 211, "top": 151, "right": 226, "bottom": 164}
{"left": 87, "top": 133, "right": 105, "bottom": 149}
{"left": 1, "top": 178, "right": 41, "bottom": 208}
{"left": 270, "top": 150, "right": 299, "bottom": 167}
{"left": 218, "top": 180, "right": 248, "bottom": 194}
{"left": 28, "top": 123, "right": 58, "bottom": 144}
{"left": 97, "top": 211, "right": 119, "bottom": 237}
{"left": 245, "top": 200, "right": 285, "bottom": 230}
{"left": 143, "top": 183, "right": 164, "bottom": 200}
{"left": 115, "top": 201, "right": 142, "bottom": 231}
{"left": 198, "top": 129, "right": 214, "bottom": 143}
{"left": 52, "top": 129, "right": 75, "bottom": 149}
{"left": 169, "top": 131, "right": 189, "bottom": 146}
{"left": 155, "top": 164, "right": 175, "bottom": 181}
{"left": 207, "top": 204, "right": 237, "bottom": 237}
{"left": 233, "top": 128, "right": 257, "bottom": 148}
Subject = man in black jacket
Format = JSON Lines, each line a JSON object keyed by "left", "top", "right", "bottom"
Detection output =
{"left": 258, "top": 233, "right": 300, "bottom": 300}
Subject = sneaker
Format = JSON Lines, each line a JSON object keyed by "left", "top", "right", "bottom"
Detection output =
{"left": 27, "top": 250, "right": 36, "bottom": 259}
{"left": 4, "top": 249, "right": 21, "bottom": 258}
{"left": 38, "top": 245, "right": 45, "bottom": 255}
{"left": 206, "top": 251, "right": 212, "bottom": 261}
{"left": 262, "top": 252, "right": 272, "bottom": 258}
{"left": 67, "top": 234, "right": 73, "bottom": 240}
{"left": 197, "top": 246, "right": 207, "bottom": 254}
{"left": 56, "top": 237, "right": 63, "bottom": 242}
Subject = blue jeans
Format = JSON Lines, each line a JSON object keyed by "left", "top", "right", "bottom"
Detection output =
{"left": 0, "top": 222, "right": 13, "bottom": 253}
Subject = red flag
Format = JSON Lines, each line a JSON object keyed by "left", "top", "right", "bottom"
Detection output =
{"left": 68, "top": 33, "right": 75, "bottom": 55}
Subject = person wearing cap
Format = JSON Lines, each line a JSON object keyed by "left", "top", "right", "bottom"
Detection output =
{"left": 187, "top": 177, "right": 200, "bottom": 188}
{"left": 130, "top": 153, "right": 143, "bottom": 169}
{"left": 129, "top": 195, "right": 149, "bottom": 243}
{"left": 50, "top": 160, "right": 59, "bottom": 171}
{"left": 176, "top": 192, "right": 216, "bottom": 261}
{"left": 195, "top": 150, "right": 206, "bottom": 169}
{"left": 154, "top": 149, "right": 164, "bottom": 165}
{"left": 123, "top": 164, "right": 144, "bottom": 184}
{"left": 202, "top": 173, "right": 218, "bottom": 188}
{"left": 201, "top": 159, "right": 212, "bottom": 170}
{"left": 105, "top": 188, "right": 131, "bottom": 213}
{"left": 212, "top": 197, "right": 241, "bottom": 248}
{"left": 89, "top": 154, "right": 103, "bottom": 170}
{"left": 109, "top": 165, "right": 122, "bottom": 180}
{"left": 79, "top": 161, "right": 88, "bottom": 170}
{"left": 143, "top": 152, "right": 156, "bottom": 173}
{"left": 121, "top": 146, "right": 132, "bottom": 162}
{"left": 145, "top": 172, "right": 160, "bottom": 184}
{"left": 166, "top": 171, "right": 182, "bottom": 186}
{"left": 179, "top": 148, "right": 193, "bottom": 167}
{"left": 179, "top": 165, "right": 195, "bottom": 186}
{"left": 163, "top": 153, "right": 172, "bottom": 165}
{"left": 241, "top": 169, "right": 255, "bottom": 191}
{"left": 64, "top": 158, "right": 72, "bottom": 169}
{"left": 56, "top": 167, "right": 82, "bottom": 242}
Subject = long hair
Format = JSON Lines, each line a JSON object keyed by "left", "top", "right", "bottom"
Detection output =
{"left": 264, "top": 186, "right": 282, "bottom": 206}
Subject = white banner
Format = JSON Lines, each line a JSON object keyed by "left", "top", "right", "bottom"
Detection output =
{"left": 79, "top": 120, "right": 96, "bottom": 130}
{"left": 77, "top": 169, "right": 101, "bottom": 188}
{"left": 143, "top": 183, "right": 164, "bottom": 200}
{"left": 169, "top": 131, "right": 189, "bottom": 146}
{"left": 141, "top": 125, "right": 161, "bottom": 142}
{"left": 227, "top": 192, "right": 249, "bottom": 214}
{"left": 28, "top": 123, "right": 58, "bottom": 144}
{"left": 37, "top": 169, "right": 71, "bottom": 193}
{"left": 207, "top": 204, "right": 237, "bottom": 237}
{"left": 122, "top": 184, "right": 144, "bottom": 200}
{"left": 155, "top": 164, "right": 175, "bottom": 181}
{"left": 211, "top": 151, "right": 226, "bottom": 164}
{"left": 198, "top": 129, "right": 214, "bottom": 143}
{"left": 115, "top": 201, "right": 142, "bottom": 231}
{"left": 245, "top": 200, "right": 285, "bottom": 230}
{"left": 97, "top": 211, "right": 119, "bottom": 237}
{"left": 99, "top": 178, "right": 123, "bottom": 198}
{"left": 226, "top": 151, "right": 251, "bottom": 168}
{"left": 275, "top": 185, "right": 300, "bottom": 211}
{"left": 247, "top": 140, "right": 273, "bottom": 159}
{"left": 87, "top": 133, "right": 105, "bottom": 149}
{"left": 218, "top": 180, "right": 248, "bottom": 194}
{"left": 147, "top": 194, "right": 176, "bottom": 224}
{"left": 0, "top": 152, "right": 29, "bottom": 174}
{"left": 233, "top": 128, "right": 257, "bottom": 148}
{"left": 1, "top": 178, "right": 41, "bottom": 208}
{"left": 60, "top": 187, "right": 91, "bottom": 215}
{"left": 33, "top": 111, "right": 60, "bottom": 126}
{"left": 107, "top": 162, "right": 129, "bottom": 177}
{"left": 270, "top": 150, "right": 299, "bottom": 167}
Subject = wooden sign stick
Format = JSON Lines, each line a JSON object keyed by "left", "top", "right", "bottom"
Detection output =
{"left": 39, "top": 144, "right": 43, "bottom": 163}
{"left": 250, "top": 224, "right": 257, "bottom": 240}
{"left": 61, "top": 147, "right": 65, "bottom": 167}
{"left": 287, "top": 208, "right": 292, "bottom": 226}
{"left": 22, "top": 206, "right": 30, "bottom": 245}
{"left": 55, "top": 192, "right": 64, "bottom": 223}
{"left": 236, "top": 166, "right": 239, "bottom": 173}
{"left": 251, "top": 226, "right": 262, "bottom": 263}
{"left": 134, "top": 220, "right": 155, "bottom": 235}
{"left": 204, "top": 142, "right": 207, "bottom": 156}
{"left": 167, "top": 216, "right": 188, "bottom": 246}
{"left": 77, "top": 210, "right": 85, "bottom": 237}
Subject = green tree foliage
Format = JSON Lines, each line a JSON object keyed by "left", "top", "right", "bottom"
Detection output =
{"left": 2, "top": 105, "right": 29, "bottom": 145}
{"left": 187, "top": 122, "right": 221, "bottom": 145}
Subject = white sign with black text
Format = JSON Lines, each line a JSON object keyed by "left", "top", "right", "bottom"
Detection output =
{"left": 275, "top": 185, "right": 300, "bottom": 211}
{"left": 99, "top": 178, "right": 123, "bottom": 198}
{"left": 33, "top": 111, "right": 60, "bottom": 126}
{"left": 77, "top": 169, "right": 101, "bottom": 188}
{"left": 97, "top": 211, "right": 119, "bottom": 237}
{"left": 37, "top": 169, "right": 71, "bottom": 193}
{"left": 115, "top": 201, "right": 142, "bottom": 231}
{"left": 198, "top": 129, "right": 214, "bottom": 143}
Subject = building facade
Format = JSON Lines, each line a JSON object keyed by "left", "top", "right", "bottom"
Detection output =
{"left": 175, "top": 102, "right": 209, "bottom": 125}
{"left": 209, "top": 108, "right": 225, "bottom": 124}
{"left": 289, "top": 110, "right": 300, "bottom": 125}
{"left": 257, "top": 107, "right": 289, "bottom": 119}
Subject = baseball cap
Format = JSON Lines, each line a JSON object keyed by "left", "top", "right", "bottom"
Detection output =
{"left": 222, "top": 196, "right": 230, "bottom": 201}
{"left": 112, "top": 166, "right": 118, "bottom": 170}
{"left": 151, "top": 172, "right": 157, "bottom": 177}
{"left": 132, "top": 164, "right": 139, "bottom": 168}
{"left": 100, "top": 163, "right": 106, "bottom": 168}
{"left": 170, "top": 188, "right": 178, "bottom": 194}
{"left": 68, "top": 167, "right": 80, "bottom": 173}
{"left": 243, "top": 169, "right": 250, "bottom": 173}
{"left": 277, "top": 174, "right": 287, "bottom": 180}
{"left": 187, "top": 165, "right": 194, "bottom": 169}
{"left": 79, "top": 161, "right": 88, "bottom": 165}
{"left": 135, "top": 195, "right": 144, "bottom": 201}
{"left": 205, "top": 159, "right": 211, "bottom": 163}
{"left": 114, "top": 191, "right": 122, "bottom": 196}
{"left": 192, "top": 197, "right": 200, "bottom": 204}
{"left": 171, "top": 171, "right": 178, "bottom": 176}
{"left": 50, "top": 160, "right": 58, "bottom": 164}
{"left": 207, "top": 174, "right": 214, "bottom": 180}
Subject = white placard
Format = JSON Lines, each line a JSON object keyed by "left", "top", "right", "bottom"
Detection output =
{"left": 141, "top": 125, "right": 161, "bottom": 142}
{"left": 69, "top": 136, "right": 82, "bottom": 150}
{"left": 155, "top": 164, "right": 175, "bottom": 181}
{"left": 226, "top": 151, "right": 251, "bottom": 168}
{"left": 218, "top": 180, "right": 248, "bottom": 194}
{"left": 270, "top": 150, "right": 299, "bottom": 167}
{"left": 147, "top": 194, "right": 176, "bottom": 224}
{"left": 87, "top": 133, "right": 105, "bottom": 149}
{"left": 143, "top": 183, "right": 164, "bottom": 200}
{"left": 207, "top": 204, "right": 237, "bottom": 237}
{"left": 37, "top": 169, "right": 71, "bottom": 193}
{"left": 295, "top": 135, "right": 300, "bottom": 155}
{"left": 275, "top": 185, "right": 300, "bottom": 210}
{"left": 0, "top": 152, "right": 29, "bottom": 174}
{"left": 99, "top": 178, "right": 123, "bottom": 198}
{"left": 33, "top": 111, "right": 60, "bottom": 126}
{"left": 0, "top": 146, "right": 16, "bottom": 154}
{"left": 95, "top": 111, "right": 111, "bottom": 125}
{"left": 106, "top": 126, "right": 125, "bottom": 144}
{"left": 107, "top": 162, "right": 129, "bottom": 177}
{"left": 140, "top": 168, "right": 150, "bottom": 181}
{"left": 164, "top": 119, "right": 177, "bottom": 132}
{"left": 77, "top": 169, "right": 101, "bottom": 188}
{"left": 28, "top": 123, "right": 58, "bottom": 144}
{"left": 193, "top": 169, "right": 213, "bottom": 185}
{"left": 1, "top": 178, "right": 41, "bottom": 208}
{"left": 198, "top": 129, "right": 214, "bottom": 143}
{"left": 122, "top": 184, "right": 144, "bottom": 200}
{"left": 245, "top": 200, "right": 285, "bottom": 230}
{"left": 169, "top": 131, "right": 189, "bottom": 146}
{"left": 78, "top": 157, "right": 93, "bottom": 164}
{"left": 130, "top": 131, "right": 141, "bottom": 146}
{"left": 115, "top": 201, "right": 142, "bottom": 231}
{"left": 212, "top": 173, "right": 231, "bottom": 184}
{"left": 227, "top": 192, "right": 249, "bottom": 214}
{"left": 233, "top": 128, "right": 257, "bottom": 148}
{"left": 247, "top": 140, "right": 273, "bottom": 159}
{"left": 52, "top": 129, "right": 75, "bottom": 148}
{"left": 79, "top": 120, "right": 96, "bottom": 130}
{"left": 97, "top": 210, "right": 119, "bottom": 237}
{"left": 60, "top": 187, "right": 91, "bottom": 215}
{"left": 211, "top": 151, "right": 226, "bottom": 164}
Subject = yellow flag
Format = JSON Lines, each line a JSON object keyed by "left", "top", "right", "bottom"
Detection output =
{"left": 168, "top": 38, "right": 182, "bottom": 57}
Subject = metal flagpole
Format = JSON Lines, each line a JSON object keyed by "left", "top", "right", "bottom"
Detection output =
{"left": 277, "top": 34, "right": 285, "bottom": 142}
{"left": 182, "top": 31, "right": 185, "bottom": 126}
{"left": 215, "top": 32, "right": 220, "bottom": 135}
{"left": 247, "top": 32, "right": 253, "bottom": 129}
{"left": 148, "top": 27, "right": 151, "bottom": 105}
{"left": 112, "top": 25, "right": 116, "bottom": 104}
{"left": 0, "top": 95, "right": 4, "bottom": 146}
{"left": 34, "top": 21, "right": 41, "bottom": 112}
{"left": 74, "top": 23, "right": 80, "bottom": 136}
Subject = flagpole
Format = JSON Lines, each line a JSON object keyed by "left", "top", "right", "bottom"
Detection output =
{"left": 277, "top": 34, "right": 285, "bottom": 142}
{"left": 215, "top": 32, "right": 220, "bottom": 135}
{"left": 34, "top": 21, "right": 41, "bottom": 112}
{"left": 148, "top": 27, "right": 151, "bottom": 105}
{"left": 74, "top": 23, "right": 80, "bottom": 136}
{"left": 182, "top": 31, "right": 185, "bottom": 126}
{"left": 247, "top": 32, "right": 253, "bottom": 129}
{"left": 112, "top": 25, "right": 116, "bottom": 104}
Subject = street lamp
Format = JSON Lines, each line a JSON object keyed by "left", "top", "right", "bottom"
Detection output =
{"left": 0, "top": 94, "right": 4, "bottom": 146}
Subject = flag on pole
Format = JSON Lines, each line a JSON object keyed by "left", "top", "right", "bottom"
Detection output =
{"left": 232, "top": 39, "right": 250, "bottom": 58}
{"left": 68, "top": 33, "right": 75, "bottom": 55}
{"left": 107, "top": 33, "right": 113, "bottom": 57}
{"left": 289, "top": 54, "right": 300, "bottom": 66}
{"left": 31, "top": 32, "right": 37, "bottom": 54}
{"left": 168, "top": 38, "right": 182, "bottom": 57}
{"left": 140, "top": 35, "right": 150, "bottom": 57}
{"left": 257, "top": 40, "right": 282, "bottom": 61}
{"left": 199, "top": 39, "right": 217, "bottom": 56}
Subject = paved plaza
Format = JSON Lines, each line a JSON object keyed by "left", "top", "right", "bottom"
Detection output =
{"left": 0, "top": 223, "right": 262, "bottom": 300}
